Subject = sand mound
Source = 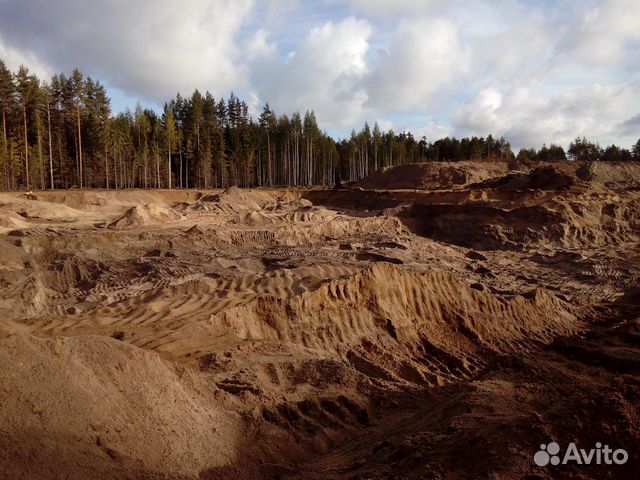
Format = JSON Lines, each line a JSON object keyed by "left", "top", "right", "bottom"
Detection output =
{"left": 291, "top": 316, "right": 640, "bottom": 480}
{"left": 56, "top": 192, "right": 112, "bottom": 210}
{"left": 0, "top": 334, "right": 239, "bottom": 479}
{"left": 27, "top": 190, "right": 206, "bottom": 212}
{"left": 0, "top": 263, "right": 585, "bottom": 479}
{"left": 240, "top": 206, "right": 339, "bottom": 226}
{"left": 270, "top": 216, "right": 405, "bottom": 247}
{"left": 471, "top": 164, "right": 579, "bottom": 191}
{"left": 282, "top": 206, "right": 339, "bottom": 223}
{"left": 8, "top": 200, "right": 86, "bottom": 222}
{"left": 577, "top": 161, "right": 640, "bottom": 189}
{"left": 239, "top": 210, "right": 279, "bottom": 226}
{"left": 174, "top": 187, "right": 281, "bottom": 214}
{"left": 146, "top": 263, "right": 581, "bottom": 373}
{"left": 472, "top": 161, "right": 640, "bottom": 192}
{"left": 107, "top": 203, "right": 182, "bottom": 229}
{"left": 0, "top": 211, "right": 29, "bottom": 232}
{"left": 195, "top": 186, "right": 263, "bottom": 213}
{"left": 387, "top": 163, "right": 640, "bottom": 250}
{"left": 356, "top": 161, "right": 511, "bottom": 190}
{"left": 408, "top": 194, "right": 640, "bottom": 250}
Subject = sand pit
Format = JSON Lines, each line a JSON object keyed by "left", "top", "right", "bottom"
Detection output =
{"left": 1, "top": 164, "right": 639, "bottom": 478}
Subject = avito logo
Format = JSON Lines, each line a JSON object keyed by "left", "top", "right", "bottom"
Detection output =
{"left": 535, "top": 442, "right": 628, "bottom": 466}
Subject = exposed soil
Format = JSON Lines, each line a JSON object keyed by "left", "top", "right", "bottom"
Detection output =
{"left": 1, "top": 161, "right": 639, "bottom": 479}
{"left": 355, "top": 160, "right": 511, "bottom": 190}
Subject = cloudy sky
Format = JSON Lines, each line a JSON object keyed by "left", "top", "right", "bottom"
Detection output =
{"left": 0, "top": 0, "right": 638, "bottom": 149}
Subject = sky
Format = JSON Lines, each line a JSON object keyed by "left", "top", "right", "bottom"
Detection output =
{"left": 0, "top": 0, "right": 638, "bottom": 149}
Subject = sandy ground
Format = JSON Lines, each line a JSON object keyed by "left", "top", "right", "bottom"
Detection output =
{"left": 1, "top": 161, "right": 639, "bottom": 479}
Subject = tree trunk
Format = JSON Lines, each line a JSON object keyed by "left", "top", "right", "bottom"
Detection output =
{"left": 23, "top": 105, "right": 29, "bottom": 190}
{"left": 10, "top": 140, "right": 15, "bottom": 189}
{"left": 47, "top": 103, "right": 54, "bottom": 189}
{"left": 77, "top": 104, "right": 83, "bottom": 188}
{"left": 2, "top": 107, "right": 8, "bottom": 190}
{"left": 143, "top": 150, "right": 148, "bottom": 189}
{"left": 267, "top": 131, "right": 272, "bottom": 187}
{"left": 57, "top": 129, "right": 65, "bottom": 188}
{"left": 74, "top": 130, "right": 79, "bottom": 184}
{"left": 156, "top": 148, "right": 160, "bottom": 188}
{"left": 168, "top": 139, "right": 172, "bottom": 189}
{"left": 105, "top": 143, "right": 109, "bottom": 189}
{"left": 113, "top": 146, "right": 118, "bottom": 189}
{"left": 36, "top": 109, "right": 44, "bottom": 189}
{"left": 179, "top": 149, "right": 183, "bottom": 189}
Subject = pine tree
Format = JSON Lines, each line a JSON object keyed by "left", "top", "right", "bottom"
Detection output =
{"left": 0, "top": 60, "right": 15, "bottom": 189}
{"left": 632, "top": 139, "right": 640, "bottom": 160}
{"left": 259, "top": 103, "right": 276, "bottom": 187}
{"left": 15, "top": 66, "right": 37, "bottom": 189}
{"left": 164, "top": 106, "right": 176, "bottom": 189}
{"left": 70, "top": 69, "right": 86, "bottom": 187}
{"left": 4, "top": 57, "right": 634, "bottom": 193}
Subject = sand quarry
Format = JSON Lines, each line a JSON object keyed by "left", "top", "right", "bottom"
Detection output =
{"left": 1, "top": 160, "right": 639, "bottom": 479}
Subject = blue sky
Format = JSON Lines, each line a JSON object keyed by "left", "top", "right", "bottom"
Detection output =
{"left": 0, "top": 0, "right": 638, "bottom": 148}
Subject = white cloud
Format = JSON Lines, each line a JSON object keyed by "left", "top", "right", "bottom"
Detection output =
{"left": 467, "top": 9, "right": 556, "bottom": 83}
{"left": 330, "top": 0, "right": 436, "bottom": 15}
{"left": 559, "top": 0, "right": 640, "bottom": 66}
{"left": 0, "top": 41, "right": 52, "bottom": 81}
{"left": 250, "top": 15, "right": 470, "bottom": 130}
{"left": 619, "top": 113, "right": 640, "bottom": 137}
{"left": 373, "top": 118, "right": 395, "bottom": 132}
{"left": 246, "top": 30, "right": 277, "bottom": 61}
{"left": 0, "top": 0, "right": 637, "bottom": 148}
{"left": 250, "top": 17, "right": 372, "bottom": 128}
{"left": 0, "top": 0, "right": 254, "bottom": 101}
{"left": 416, "top": 121, "right": 452, "bottom": 141}
{"left": 365, "top": 18, "right": 469, "bottom": 111}
{"left": 453, "top": 79, "right": 640, "bottom": 148}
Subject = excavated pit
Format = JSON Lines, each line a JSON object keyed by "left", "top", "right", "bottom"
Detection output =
{"left": 1, "top": 161, "right": 640, "bottom": 479}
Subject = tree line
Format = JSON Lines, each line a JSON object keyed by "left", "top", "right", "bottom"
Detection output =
{"left": 517, "top": 137, "right": 640, "bottom": 164}
{"left": 1, "top": 60, "right": 639, "bottom": 191}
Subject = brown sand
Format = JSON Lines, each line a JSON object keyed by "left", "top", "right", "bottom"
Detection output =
{"left": 356, "top": 160, "right": 511, "bottom": 190}
{"left": 1, "top": 161, "right": 639, "bottom": 479}
{"left": 107, "top": 203, "right": 184, "bottom": 229}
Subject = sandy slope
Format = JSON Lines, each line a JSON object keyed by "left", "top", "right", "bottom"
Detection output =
{"left": 355, "top": 161, "right": 511, "bottom": 190}
{"left": 1, "top": 162, "right": 639, "bottom": 479}
{"left": 0, "top": 334, "right": 241, "bottom": 480}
